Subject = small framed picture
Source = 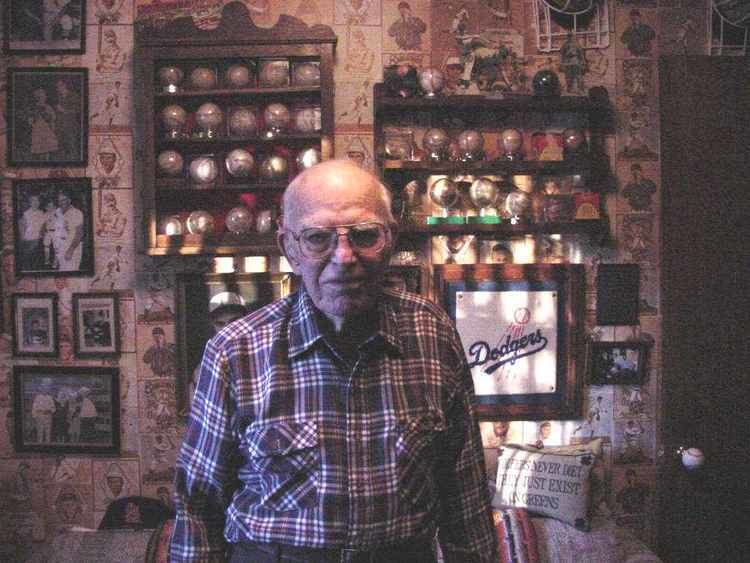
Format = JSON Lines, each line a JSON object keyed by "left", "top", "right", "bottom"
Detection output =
{"left": 72, "top": 293, "right": 120, "bottom": 358}
{"left": 12, "top": 177, "right": 94, "bottom": 277}
{"left": 12, "top": 293, "right": 59, "bottom": 358}
{"left": 6, "top": 67, "right": 89, "bottom": 167}
{"left": 3, "top": 1, "right": 86, "bottom": 55}
{"left": 13, "top": 365, "right": 120, "bottom": 454}
{"left": 589, "top": 341, "right": 648, "bottom": 385}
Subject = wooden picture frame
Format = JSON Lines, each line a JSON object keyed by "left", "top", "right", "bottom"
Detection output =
{"left": 72, "top": 293, "right": 120, "bottom": 358}
{"left": 12, "top": 293, "right": 59, "bottom": 358}
{"left": 12, "top": 177, "right": 94, "bottom": 276}
{"left": 588, "top": 341, "right": 648, "bottom": 385}
{"left": 434, "top": 263, "right": 585, "bottom": 420}
{"left": 3, "top": 1, "right": 86, "bottom": 55}
{"left": 13, "top": 365, "right": 120, "bottom": 454}
{"left": 175, "top": 272, "right": 297, "bottom": 416}
{"left": 7, "top": 67, "right": 89, "bottom": 167}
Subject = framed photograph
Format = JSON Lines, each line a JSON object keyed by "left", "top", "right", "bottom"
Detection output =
{"left": 7, "top": 67, "right": 89, "bottom": 166}
{"left": 12, "top": 177, "right": 94, "bottom": 276}
{"left": 383, "top": 265, "right": 429, "bottom": 296}
{"left": 434, "top": 264, "right": 585, "bottom": 420}
{"left": 12, "top": 293, "right": 59, "bottom": 357}
{"left": 72, "top": 293, "right": 120, "bottom": 358}
{"left": 588, "top": 341, "right": 648, "bottom": 385}
{"left": 13, "top": 365, "right": 120, "bottom": 454}
{"left": 3, "top": 1, "right": 86, "bottom": 55}
{"left": 176, "top": 272, "right": 297, "bottom": 416}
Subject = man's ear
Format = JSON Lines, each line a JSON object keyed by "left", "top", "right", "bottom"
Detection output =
{"left": 276, "top": 230, "right": 300, "bottom": 272}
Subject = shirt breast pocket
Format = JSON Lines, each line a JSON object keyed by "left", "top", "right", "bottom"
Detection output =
{"left": 244, "top": 419, "right": 320, "bottom": 512}
{"left": 396, "top": 412, "right": 446, "bottom": 510}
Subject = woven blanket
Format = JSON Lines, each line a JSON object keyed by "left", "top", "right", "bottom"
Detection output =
{"left": 493, "top": 508, "right": 539, "bottom": 563}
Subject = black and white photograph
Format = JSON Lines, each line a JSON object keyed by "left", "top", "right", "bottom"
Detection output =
{"left": 590, "top": 341, "right": 648, "bottom": 385}
{"left": 72, "top": 293, "right": 120, "bottom": 357}
{"left": 12, "top": 293, "right": 59, "bottom": 357}
{"left": 12, "top": 177, "right": 94, "bottom": 276}
{"left": 3, "top": 0, "right": 86, "bottom": 54}
{"left": 6, "top": 67, "right": 88, "bottom": 166}
{"left": 12, "top": 365, "right": 120, "bottom": 454}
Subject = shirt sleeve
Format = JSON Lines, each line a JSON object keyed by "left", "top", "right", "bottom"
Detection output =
{"left": 436, "top": 325, "right": 498, "bottom": 563}
{"left": 170, "top": 337, "right": 238, "bottom": 562}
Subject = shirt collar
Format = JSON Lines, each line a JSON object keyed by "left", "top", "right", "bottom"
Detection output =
{"left": 287, "top": 287, "right": 404, "bottom": 359}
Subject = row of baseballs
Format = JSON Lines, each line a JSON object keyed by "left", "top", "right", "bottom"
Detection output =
{"left": 157, "top": 148, "right": 322, "bottom": 182}
{"left": 161, "top": 207, "right": 276, "bottom": 236}
{"left": 161, "top": 102, "right": 321, "bottom": 138}
{"left": 158, "top": 60, "right": 320, "bottom": 92}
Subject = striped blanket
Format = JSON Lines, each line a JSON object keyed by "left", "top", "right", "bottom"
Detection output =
{"left": 493, "top": 508, "right": 540, "bottom": 563}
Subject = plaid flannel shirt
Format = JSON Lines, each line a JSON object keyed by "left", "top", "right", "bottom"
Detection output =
{"left": 170, "top": 287, "right": 496, "bottom": 562}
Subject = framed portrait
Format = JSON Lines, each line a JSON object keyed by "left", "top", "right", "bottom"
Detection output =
{"left": 7, "top": 67, "right": 89, "bottom": 166}
{"left": 72, "top": 293, "right": 120, "bottom": 358}
{"left": 588, "top": 341, "right": 648, "bottom": 385}
{"left": 383, "top": 265, "right": 429, "bottom": 296}
{"left": 12, "top": 177, "right": 94, "bottom": 277}
{"left": 175, "top": 272, "right": 298, "bottom": 416}
{"left": 12, "top": 293, "right": 59, "bottom": 358}
{"left": 434, "top": 264, "right": 585, "bottom": 420}
{"left": 3, "top": 1, "right": 86, "bottom": 55}
{"left": 13, "top": 365, "right": 120, "bottom": 454}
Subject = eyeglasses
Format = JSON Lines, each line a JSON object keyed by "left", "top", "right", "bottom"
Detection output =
{"left": 286, "top": 222, "right": 390, "bottom": 260}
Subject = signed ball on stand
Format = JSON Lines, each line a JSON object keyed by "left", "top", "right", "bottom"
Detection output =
{"left": 189, "top": 156, "right": 219, "bottom": 184}
{"left": 296, "top": 147, "right": 322, "bottom": 170}
{"left": 500, "top": 128, "right": 523, "bottom": 159}
{"left": 160, "top": 215, "right": 183, "bottom": 236}
{"left": 225, "top": 149, "right": 254, "bottom": 177}
{"left": 423, "top": 128, "right": 450, "bottom": 154}
{"left": 190, "top": 66, "right": 218, "bottom": 89}
{"left": 292, "top": 62, "right": 320, "bottom": 86}
{"left": 186, "top": 210, "right": 215, "bottom": 234}
{"left": 259, "top": 155, "right": 288, "bottom": 181}
{"left": 225, "top": 206, "right": 254, "bottom": 234}
{"left": 225, "top": 64, "right": 252, "bottom": 88}
{"left": 157, "top": 150, "right": 184, "bottom": 176}
{"left": 457, "top": 130, "right": 485, "bottom": 156}
{"left": 263, "top": 103, "right": 291, "bottom": 131}
{"left": 195, "top": 102, "right": 224, "bottom": 132}
{"left": 158, "top": 66, "right": 184, "bottom": 92}
{"left": 161, "top": 104, "right": 187, "bottom": 132}
{"left": 429, "top": 177, "right": 459, "bottom": 210}
{"left": 228, "top": 107, "right": 258, "bottom": 137}
{"left": 469, "top": 177, "right": 498, "bottom": 212}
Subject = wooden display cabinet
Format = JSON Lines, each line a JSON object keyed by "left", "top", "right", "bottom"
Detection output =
{"left": 135, "top": 3, "right": 336, "bottom": 256}
{"left": 373, "top": 83, "right": 614, "bottom": 244}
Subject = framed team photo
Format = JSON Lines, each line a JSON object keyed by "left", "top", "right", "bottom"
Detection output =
{"left": 12, "top": 177, "right": 94, "bottom": 277}
{"left": 12, "top": 293, "right": 59, "bottom": 358}
{"left": 6, "top": 67, "right": 89, "bottom": 166}
{"left": 13, "top": 365, "right": 120, "bottom": 454}
{"left": 589, "top": 341, "right": 648, "bottom": 385}
{"left": 3, "top": 1, "right": 86, "bottom": 55}
{"left": 72, "top": 293, "right": 120, "bottom": 358}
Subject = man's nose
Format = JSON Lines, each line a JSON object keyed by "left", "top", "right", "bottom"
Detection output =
{"left": 330, "top": 231, "right": 356, "bottom": 263}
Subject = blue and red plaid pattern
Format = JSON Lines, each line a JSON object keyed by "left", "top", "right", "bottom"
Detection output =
{"left": 170, "top": 287, "right": 497, "bottom": 562}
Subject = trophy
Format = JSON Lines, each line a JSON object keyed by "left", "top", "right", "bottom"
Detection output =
{"left": 467, "top": 177, "right": 501, "bottom": 224}
{"left": 427, "top": 176, "right": 462, "bottom": 224}
{"left": 456, "top": 130, "right": 485, "bottom": 162}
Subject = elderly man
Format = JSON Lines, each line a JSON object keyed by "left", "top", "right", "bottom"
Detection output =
{"left": 171, "top": 160, "right": 496, "bottom": 562}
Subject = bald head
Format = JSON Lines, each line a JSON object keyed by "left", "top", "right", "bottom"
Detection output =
{"left": 281, "top": 159, "right": 394, "bottom": 231}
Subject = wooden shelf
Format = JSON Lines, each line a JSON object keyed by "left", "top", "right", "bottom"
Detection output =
{"left": 155, "top": 85, "right": 321, "bottom": 99}
{"left": 400, "top": 219, "right": 608, "bottom": 237}
{"left": 380, "top": 157, "right": 593, "bottom": 177}
{"left": 148, "top": 232, "right": 279, "bottom": 256}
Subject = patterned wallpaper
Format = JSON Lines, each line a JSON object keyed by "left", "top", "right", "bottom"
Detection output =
{"left": 0, "top": 0, "right": 718, "bottom": 558}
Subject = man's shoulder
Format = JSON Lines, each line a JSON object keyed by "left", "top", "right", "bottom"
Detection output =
{"left": 215, "top": 293, "right": 296, "bottom": 341}
{"left": 382, "top": 288, "right": 452, "bottom": 326}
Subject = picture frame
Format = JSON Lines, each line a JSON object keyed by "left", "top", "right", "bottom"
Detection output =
{"left": 175, "top": 272, "right": 298, "bottom": 416}
{"left": 434, "top": 263, "right": 585, "bottom": 420}
{"left": 3, "top": 1, "right": 86, "bottom": 55}
{"left": 7, "top": 67, "right": 89, "bottom": 167}
{"left": 12, "top": 177, "right": 94, "bottom": 277}
{"left": 72, "top": 293, "right": 120, "bottom": 358}
{"left": 13, "top": 365, "right": 120, "bottom": 454}
{"left": 588, "top": 341, "right": 648, "bottom": 385}
{"left": 12, "top": 293, "right": 59, "bottom": 358}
